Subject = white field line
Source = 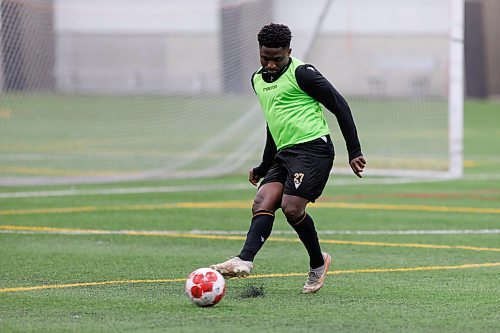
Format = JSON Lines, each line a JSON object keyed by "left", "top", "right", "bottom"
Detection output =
{"left": 1, "top": 228, "right": 499, "bottom": 236}
{"left": 1, "top": 173, "right": 499, "bottom": 199}
{"left": 462, "top": 173, "right": 500, "bottom": 180}
{"left": 0, "top": 177, "right": 447, "bottom": 199}
{"left": 0, "top": 183, "right": 249, "bottom": 199}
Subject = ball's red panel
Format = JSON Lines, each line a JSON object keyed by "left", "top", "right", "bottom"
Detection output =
{"left": 205, "top": 271, "right": 218, "bottom": 282}
{"left": 214, "top": 293, "right": 224, "bottom": 304}
{"left": 192, "top": 273, "right": 204, "bottom": 284}
{"left": 200, "top": 281, "right": 213, "bottom": 292}
{"left": 190, "top": 285, "right": 203, "bottom": 298}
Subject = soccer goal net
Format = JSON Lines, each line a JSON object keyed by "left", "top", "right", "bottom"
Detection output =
{"left": 0, "top": 0, "right": 463, "bottom": 185}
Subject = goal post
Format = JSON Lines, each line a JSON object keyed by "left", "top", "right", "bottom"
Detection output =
{"left": 299, "top": 0, "right": 465, "bottom": 179}
{"left": 449, "top": 0, "right": 465, "bottom": 179}
{"left": 0, "top": 0, "right": 464, "bottom": 185}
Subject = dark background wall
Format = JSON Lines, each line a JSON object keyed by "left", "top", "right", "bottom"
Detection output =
{"left": 481, "top": 0, "right": 500, "bottom": 98}
{"left": 465, "top": 0, "right": 500, "bottom": 99}
{"left": 465, "top": 1, "right": 487, "bottom": 98}
{"left": 0, "top": 0, "right": 54, "bottom": 91}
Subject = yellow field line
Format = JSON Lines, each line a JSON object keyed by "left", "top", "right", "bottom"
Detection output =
{"left": 1, "top": 200, "right": 500, "bottom": 215}
{"left": 0, "top": 206, "right": 100, "bottom": 215}
{"left": 0, "top": 203, "right": 173, "bottom": 215}
{"left": 0, "top": 278, "right": 185, "bottom": 293}
{"left": 250, "top": 262, "right": 500, "bottom": 279}
{"left": 1, "top": 225, "right": 499, "bottom": 252}
{"left": 313, "top": 202, "right": 500, "bottom": 214}
{"left": 269, "top": 237, "right": 500, "bottom": 252}
{"left": 0, "top": 167, "right": 136, "bottom": 177}
{"left": 1, "top": 262, "right": 498, "bottom": 294}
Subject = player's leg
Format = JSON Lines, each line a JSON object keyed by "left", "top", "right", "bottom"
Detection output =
{"left": 281, "top": 195, "right": 326, "bottom": 269}
{"left": 238, "top": 181, "right": 283, "bottom": 261}
{"left": 210, "top": 182, "right": 283, "bottom": 278}
{"left": 282, "top": 195, "right": 331, "bottom": 293}
{"left": 280, "top": 137, "right": 334, "bottom": 292}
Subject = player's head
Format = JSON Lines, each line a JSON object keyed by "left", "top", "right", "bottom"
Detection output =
{"left": 257, "top": 23, "right": 292, "bottom": 74}
{"left": 258, "top": 23, "right": 292, "bottom": 48}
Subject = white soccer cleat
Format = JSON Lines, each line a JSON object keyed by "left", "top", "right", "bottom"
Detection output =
{"left": 210, "top": 257, "right": 253, "bottom": 278}
{"left": 302, "top": 252, "right": 332, "bottom": 294}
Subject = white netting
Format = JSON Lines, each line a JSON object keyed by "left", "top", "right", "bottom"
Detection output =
{"left": 0, "top": 0, "right": 463, "bottom": 185}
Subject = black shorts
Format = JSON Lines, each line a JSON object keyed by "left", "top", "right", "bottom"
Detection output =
{"left": 260, "top": 135, "right": 335, "bottom": 202}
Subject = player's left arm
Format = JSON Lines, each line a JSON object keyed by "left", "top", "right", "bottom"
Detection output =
{"left": 296, "top": 64, "right": 366, "bottom": 177}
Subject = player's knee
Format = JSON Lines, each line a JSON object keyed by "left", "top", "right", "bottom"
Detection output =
{"left": 282, "top": 204, "right": 305, "bottom": 225}
{"left": 252, "top": 196, "right": 264, "bottom": 214}
{"left": 252, "top": 193, "right": 274, "bottom": 214}
{"left": 252, "top": 189, "right": 281, "bottom": 214}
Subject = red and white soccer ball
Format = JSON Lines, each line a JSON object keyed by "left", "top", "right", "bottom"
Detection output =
{"left": 185, "top": 267, "right": 226, "bottom": 307}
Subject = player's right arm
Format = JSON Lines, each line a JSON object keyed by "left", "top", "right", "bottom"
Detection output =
{"left": 250, "top": 125, "right": 277, "bottom": 186}
{"left": 296, "top": 64, "right": 366, "bottom": 177}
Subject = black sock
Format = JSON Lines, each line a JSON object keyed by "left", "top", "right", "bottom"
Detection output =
{"left": 289, "top": 213, "right": 324, "bottom": 269}
{"left": 238, "top": 210, "right": 275, "bottom": 262}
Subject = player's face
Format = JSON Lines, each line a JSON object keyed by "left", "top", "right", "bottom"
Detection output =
{"left": 259, "top": 46, "right": 291, "bottom": 74}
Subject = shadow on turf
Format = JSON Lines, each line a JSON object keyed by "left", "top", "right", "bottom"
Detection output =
{"left": 237, "top": 283, "right": 266, "bottom": 299}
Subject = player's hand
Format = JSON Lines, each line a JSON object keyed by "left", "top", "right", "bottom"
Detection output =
{"left": 248, "top": 168, "right": 261, "bottom": 186}
{"left": 349, "top": 156, "right": 366, "bottom": 178}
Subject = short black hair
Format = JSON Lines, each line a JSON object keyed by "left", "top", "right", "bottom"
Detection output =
{"left": 258, "top": 23, "right": 292, "bottom": 48}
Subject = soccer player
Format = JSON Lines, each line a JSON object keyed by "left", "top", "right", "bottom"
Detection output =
{"left": 211, "top": 23, "right": 366, "bottom": 293}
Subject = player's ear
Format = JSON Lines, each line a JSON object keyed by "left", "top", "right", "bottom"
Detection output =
{"left": 287, "top": 48, "right": 292, "bottom": 56}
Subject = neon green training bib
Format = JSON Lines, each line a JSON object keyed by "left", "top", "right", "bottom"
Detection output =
{"left": 252, "top": 57, "right": 330, "bottom": 150}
